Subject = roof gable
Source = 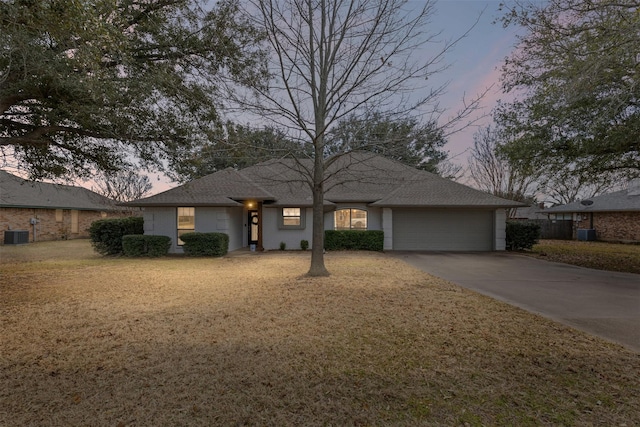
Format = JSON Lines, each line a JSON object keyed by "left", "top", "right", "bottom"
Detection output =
{"left": 128, "top": 168, "right": 275, "bottom": 207}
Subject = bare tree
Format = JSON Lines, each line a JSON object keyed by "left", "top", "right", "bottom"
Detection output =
{"left": 537, "top": 168, "right": 624, "bottom": 206}
{"left": 436, "top": 160, "right": 464, "bottom": 181}
{"left": 92, "top": 171, "right": 153, "bottom": 203}
{"left": 468, "top": 126, "right": 536, "bottom": 217}
{"left": 240, "top": 0, "right": 484, "bottom": 276}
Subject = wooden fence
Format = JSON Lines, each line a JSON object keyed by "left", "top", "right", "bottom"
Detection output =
{"left": 511, "top": 219, "right": 573, "bottom": 240}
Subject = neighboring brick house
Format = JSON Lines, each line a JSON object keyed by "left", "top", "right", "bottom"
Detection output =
{"left": 1, "top": 170, "right": 135, "bottom": 243}
{"left": 543, "top": 183, "right": 640, "bottom": 243}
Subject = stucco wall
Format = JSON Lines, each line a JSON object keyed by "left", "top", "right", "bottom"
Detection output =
{"left": 143, "top": 206, "right": 245, "bottom": 253}
{"left": 574, "top": 211, "right": 640, "bottom": 242}
{"left": 262, "top": 204, "right": 383, "bottom": 250}
{"left": 143, "top": 207, "right": 179, "bottom": 252}
{"left": 262, "top": 207, "right": 313, "bottom": 250}
{"left": 1, "top": 207, "right": 134, "bottom": 244}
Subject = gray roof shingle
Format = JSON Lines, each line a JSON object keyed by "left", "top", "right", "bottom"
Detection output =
{"left": 0, "top": 170, "right": 118, "bottom": 211}
{"left": 544, "top": 188, "right": 640, "bottom": 213}
{"left": 126, "top": 168, "right": 275, "bottom": 207}
{"left": 125, "top": 153, "right": 525, "bottom": 209}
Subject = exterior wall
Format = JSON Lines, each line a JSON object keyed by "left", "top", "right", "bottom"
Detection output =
{"left": 196, "top": 207, "right": 244, "bottom": 252}
{"left": 143, "top": 206, "right": 245, "bottom": 253}
{"left": 143, "top": 207, "right": 180, "bottom": 252}
{"left": 1, "top": 207, "right": 134, "bottom": 244}
{"left": 494, "top": 209, "right": 506, "bottom": 251}
{"left": 382, "top": 208, "right": 393, "bottom": 250}
{"left": 263, "top": 207, "right": 313, "bottom": 250}
{"left": 574, "top": 211, "right": 640, "bottom": 242}
{"left": 226, "top": 207, "right": 244, "bottom": 251}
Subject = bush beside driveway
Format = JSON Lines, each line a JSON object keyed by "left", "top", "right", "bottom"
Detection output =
{"left": 2, "top": 240, "right": 639, "bottom": 426}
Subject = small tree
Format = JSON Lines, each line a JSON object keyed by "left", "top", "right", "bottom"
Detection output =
{"left": 468, "top": 125, "right": 536, "bottom": 216}
{"left": 92, "top": 171, "right": 153, "bottom": 202}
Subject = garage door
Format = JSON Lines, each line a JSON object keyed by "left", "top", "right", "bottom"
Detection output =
{"left": 392, "top": 209, "right": 494, "bottom": 251}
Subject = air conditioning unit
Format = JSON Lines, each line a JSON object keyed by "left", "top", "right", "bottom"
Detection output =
{"left": 577, "top": 229, "right": 596, "bottom": 241}
{"left": 4, "top": 230, "right": 29, "bottom": 245}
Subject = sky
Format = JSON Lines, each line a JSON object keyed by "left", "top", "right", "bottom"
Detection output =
{"left": 426, "top": 0, "right": 520, "bottom": 174}
{"left": 92, "top": 0, "right": 522, "bottom": 195}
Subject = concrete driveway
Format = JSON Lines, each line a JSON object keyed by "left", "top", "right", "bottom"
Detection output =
{"left": 391, "top": 252, "right": 640, "bottom": 352}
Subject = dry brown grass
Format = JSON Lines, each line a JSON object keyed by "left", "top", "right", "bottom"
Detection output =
{"left": 528, "top": 240, "right": 640, "bottom": 274}
{"left": 1, "top": 240, "right": 639, "bottom": 426}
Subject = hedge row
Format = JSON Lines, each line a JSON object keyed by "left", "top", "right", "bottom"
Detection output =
{"left": 89, "top": 216, "right": 144, "bottom": 255}
{"left": 180, "top": 232, "right": 229, "bottom": 257}
{"left": 506, "top": 221, "right": 540, "bottom": 251}
{"left": 122, "top": 235, "right": 172, "bottom": 257}
{"left": 324, "top": 230, "right": 384, "bottom": 251}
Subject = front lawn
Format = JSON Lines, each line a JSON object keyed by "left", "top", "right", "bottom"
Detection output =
{"left": 528, "top": 240, "right": 640, "bottom": 274}
{"left": 1, "top": 240, "right": 639, "bottom": 426}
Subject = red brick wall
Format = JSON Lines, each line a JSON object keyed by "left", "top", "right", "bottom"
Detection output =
{"left": 1, "top": 207, "right": 138, "bottom": 244}
{"left": 574, "top": 211, "right": 640, "bottom": 242}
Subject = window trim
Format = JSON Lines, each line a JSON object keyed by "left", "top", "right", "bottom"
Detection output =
{"left": 279, "top": 207, "right": 305, "bottom": 230}
{"left": 334, "top": 208, "right": 368, "bottom": 230}
{"left": 177, "top": 207, "right": 195, "bottom": 245}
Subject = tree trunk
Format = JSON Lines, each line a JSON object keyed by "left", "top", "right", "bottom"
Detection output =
{"left": 307, "top": 151, "right": 330, "bottom": 277}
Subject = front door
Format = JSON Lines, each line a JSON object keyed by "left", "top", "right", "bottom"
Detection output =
{"left": 248, "top": 210, "right": 259, "bottom": 246}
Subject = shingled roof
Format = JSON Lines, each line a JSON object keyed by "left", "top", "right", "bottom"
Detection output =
{"left": 0, "top": 170, "right": 118, "bottom": 211}
{"left": 544, "top": 186, "right": 640, "bottom": 213}
{"left": 127, "top": 168, "right": 275, "bottom": 207}
{"left": 125, "top": 153, "right": 525, "bottom": 209}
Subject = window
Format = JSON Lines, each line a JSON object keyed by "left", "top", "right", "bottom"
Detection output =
{"left": 55, "top": 209, "right": 63, "bottom": 223}
{"left": 335, "top": 208, "right": 367, "bottom": 230}
{"left": 283, "top": 208, "right": 301, "bottom": 226}
{"left": 279, "top": 207, "right": 305, "bottom": 229}
{"left": 550, "top": 213, "right": 572, "bottom": 220}
{"left": 177, "top": 207, "right": 195, "bottom": 245}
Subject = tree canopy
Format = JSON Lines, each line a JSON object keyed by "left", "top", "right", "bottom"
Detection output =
{"left": 0, "top": 0, "right": 266, "bottom": 180}
{"left": 325, "top": 112, "right": 447, "bottom": 173}
{"left": 496, "top": 0, "right": 640, "bottom": 179}
{"left": 172, "top": 122, "right": 311, "bottom": 181}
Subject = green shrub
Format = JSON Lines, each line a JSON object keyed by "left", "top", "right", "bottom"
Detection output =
{"left": 506, "top": 221, "right": 540, "bottom": 251}
{"left": 180, "top": 232, "right": 229, "bottom": 257}
{"left": 300, "top": 239, "right": 309, "bottom": 250}
{"left": 280, "top": 241, "right": 286, "bottom": 250}
{"left": 324, "top": 230, "right": 384, "bottom": 251}
{"left": 145, "top": 235, "right": 172, "bottom": 257}
{"left": 122, "top": 235, "right": 146, "bottom": 256}
{"left": 122, "top": 235, "right": 172, "bottom": 257}
{"left": 89, "top": 216, "right": 144, "bottom": 255}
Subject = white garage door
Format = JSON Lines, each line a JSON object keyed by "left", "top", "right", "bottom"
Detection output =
{"left": 393, "top": 209, "right": 494, "bottom": 251}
